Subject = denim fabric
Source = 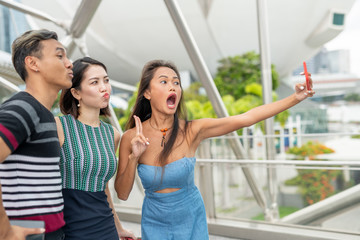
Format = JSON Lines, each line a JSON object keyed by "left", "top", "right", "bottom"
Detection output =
{"left": 138, "top": 157, "right": 209, "bottom": 240}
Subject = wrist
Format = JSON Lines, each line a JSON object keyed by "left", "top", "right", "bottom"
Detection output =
{"left": 293, "top": 93, "right": 302, "bottom": 103}
{"left": 129, "top": 153, "right": 139, "bottom": 162}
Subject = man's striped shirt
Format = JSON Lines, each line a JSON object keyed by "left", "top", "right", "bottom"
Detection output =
{"left": 0, "top": 91, "right": 65, "bottom": 233}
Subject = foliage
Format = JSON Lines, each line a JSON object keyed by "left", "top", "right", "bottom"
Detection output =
{"left": 119, "top": 85, "right": 138, "bottom": 129}
{"left": 252, "top": 206, "right": 299, "bottom": 220}
{"left": 286, "top": 141, "right": 334, "bottom": 160}
{"left": 344, "top": 92, "right": 360, "bottom": 102}
{"left": 214, "top": 51, "right": 279, "bottom": 99}
{"left": 183, "top": 81, "right": 209, "bottom": 103}
{"left": 285, "top": 169, "right": 340, "bottom": 205}
{"left": 185, "top": 82, "right": 289, "bottom": 130}
{"left": 186, "top": 100, "right": 215, "bottom": 119}
{"left": 51, "top": 92, "right": 61, "bottom": 116}
{"left": 285, "top": 141, "right": 341, "bottom": 206}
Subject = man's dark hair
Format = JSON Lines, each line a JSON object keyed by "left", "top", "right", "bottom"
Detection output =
{"left": 11, "top": 29, "right": 58, "bottom": 81}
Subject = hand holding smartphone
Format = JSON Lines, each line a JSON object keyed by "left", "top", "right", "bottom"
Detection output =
{"left": 10, "top": 220, "right": 45, "bottom": 240}
{"left": 303, "top": 61, "right": 312, "bottom": 91}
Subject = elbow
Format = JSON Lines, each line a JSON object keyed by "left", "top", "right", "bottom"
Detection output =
{"left": 114, "top": 183, "right": 130, "bottom": 201}
{"left": 117, "top": 192, "right": 129, "bottom": 201}
{"left": 241, "top": 115, "right": 256, "bottom": 128}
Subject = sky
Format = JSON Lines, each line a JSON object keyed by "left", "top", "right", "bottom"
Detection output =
{"left": 325, "top": 0, "right": 360, "bottom": 76}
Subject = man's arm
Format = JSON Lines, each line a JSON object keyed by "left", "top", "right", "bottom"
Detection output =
{"left": 0, "top": 137, "right": 12, "bottom": 238}
{"left": 0, "top": 184, "right": 13, "bottom": 239}
{"left": 0, "top": 137, "right": 44, "bottom": 239}
{"left": 0, "top": 137, "right": 11, "bottom": 163}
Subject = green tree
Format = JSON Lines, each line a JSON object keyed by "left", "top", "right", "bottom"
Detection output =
{"left": 214, "top": 51, "right": 279, "bottom": 99}
{"left": 119, "top": 89, "right": 137, "bottom": 129}
{"left": 183, "top": 82, "right": 209, "bottom": 103}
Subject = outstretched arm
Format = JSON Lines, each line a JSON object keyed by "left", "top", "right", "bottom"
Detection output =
{"left": 195, "top": 80, "right": 314, "bottom": 141}
{"left": 115, "top": 116, "right": 149, "bottom": 200}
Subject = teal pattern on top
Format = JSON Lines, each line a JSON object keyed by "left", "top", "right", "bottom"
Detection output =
{"left": 59, "top": 114, "right": 117, "bottom": 192}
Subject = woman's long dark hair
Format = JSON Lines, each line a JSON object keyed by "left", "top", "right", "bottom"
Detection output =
{"left": 126, "top": 60, "right": 188, "bottom": 166}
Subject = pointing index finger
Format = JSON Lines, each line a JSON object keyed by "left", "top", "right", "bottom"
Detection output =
{"left": 134, "top": 115, "right": 143, "bottom": 135}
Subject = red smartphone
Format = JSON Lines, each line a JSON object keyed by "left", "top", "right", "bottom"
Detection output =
{"left": 303, "top": 61, "right": 311, "bottom": 91}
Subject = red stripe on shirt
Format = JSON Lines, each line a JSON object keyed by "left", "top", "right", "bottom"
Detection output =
{"left": 10, "top": 212, "right": 65, "bottom": 233}
{"left": 0, "top": 123, "right": 18, "bottom": 150}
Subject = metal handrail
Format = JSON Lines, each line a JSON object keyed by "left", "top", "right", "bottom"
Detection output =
{"left": 196, "top": 158, "right": 360, "bottom": 170}
{"left": 206, "top": 132, "right": 360, "bottom": 139}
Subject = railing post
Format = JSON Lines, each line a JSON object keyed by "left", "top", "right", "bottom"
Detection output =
{"left": 256, "top": 0, "right": 279, "bottom": 221}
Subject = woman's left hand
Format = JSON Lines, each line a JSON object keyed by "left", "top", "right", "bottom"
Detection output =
{"left": 295, "top": 72, "right": 315, "bottom": 101}
{"left": 119, "top": 228, "right": 137, "bottom": 240}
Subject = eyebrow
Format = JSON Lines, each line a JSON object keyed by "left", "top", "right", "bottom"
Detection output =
{"left": 56, "top": 47, "right": 66, "bottom": 54}
{"left": 158, "top": 75, "right": 178, "bottom": 79}
{"left": 88, "top": 75, "right": 109, "bottom": 81}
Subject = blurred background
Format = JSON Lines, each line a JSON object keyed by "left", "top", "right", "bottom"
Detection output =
{"left": 1, "top": 0, "right": 360, "bottom": 239}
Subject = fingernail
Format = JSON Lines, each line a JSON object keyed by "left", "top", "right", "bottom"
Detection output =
{"left": 40, "top": 228, "right": 45, "bottom": 232}
{"left": 304, "top": 92, "right": 308, "bottom": 96}
{"left": 300, "top": 86, "right": 304, "bottom": 90}
{"left": 146, "top": 142, "right": 150, "bottom": 145}
{"left": 299, "top": 72, "right": 304, "bottom": 75}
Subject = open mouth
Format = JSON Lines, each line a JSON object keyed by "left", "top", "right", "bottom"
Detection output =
{"left": 166, "top": 93, "right": 177, "bottom": 108}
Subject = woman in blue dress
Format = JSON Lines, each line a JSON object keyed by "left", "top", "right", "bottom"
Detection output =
{"left": 115, "top": 60, "right": 314, "bottom": 239}
{"left": 56, "top": 57, "right": 137, "bottom": 240}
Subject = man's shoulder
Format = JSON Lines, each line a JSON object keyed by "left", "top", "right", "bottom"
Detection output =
{"left": 5, "top": 91, "right": 32, "bottom": 101}
{"left": 1, "top": 91, "right": 40, "bottom": 110}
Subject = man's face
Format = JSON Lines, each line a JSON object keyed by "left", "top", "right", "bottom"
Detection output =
{"left": 36, "top": 39, "right": 73, "bottom": 90}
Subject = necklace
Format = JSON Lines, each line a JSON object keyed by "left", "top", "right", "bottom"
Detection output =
{"left": 149, "top": 119, "right": 172, "bottom": 147}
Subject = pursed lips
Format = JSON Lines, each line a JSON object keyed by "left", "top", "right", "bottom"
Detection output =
{"left": 68, "top": 71, "right": 73, "bottom": 78}
{"left": 103, "top": 93, "right": 110, "bottom": 99}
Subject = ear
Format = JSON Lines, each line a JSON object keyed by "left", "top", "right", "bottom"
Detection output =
{"left": 143, "top": 89, "right": 151, "bottom": 100}
{"left": 70, "top": 88, "right": 81, "bottom": 101}
{"left": 24, "top": 56, "right": 39, "bottom": 72}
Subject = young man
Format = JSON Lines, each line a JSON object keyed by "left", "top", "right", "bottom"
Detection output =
{"left": 0, "top": 29, "right": 73, "bottom": 240}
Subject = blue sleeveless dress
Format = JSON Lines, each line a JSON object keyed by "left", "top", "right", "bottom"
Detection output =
{"left": 137, "top": 157, "right": 209, "bottom": 240}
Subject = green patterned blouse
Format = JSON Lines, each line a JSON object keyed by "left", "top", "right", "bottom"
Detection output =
{"left": 59, "top": 115, "right": 117, "bottom": 192}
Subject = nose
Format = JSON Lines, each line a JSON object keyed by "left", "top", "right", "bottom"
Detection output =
{"left": 66, "top": 57, "right": 73, "bottom": 69}
{"left": 99, "top": 81, "right": 107, "bottom": 92}
{"left": 169, "top": 83, "right": 176, "bottom": 91}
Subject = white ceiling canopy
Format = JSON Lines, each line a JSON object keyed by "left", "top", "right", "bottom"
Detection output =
{"left": 1, "top": 0, "right": 356, "bottom": 87}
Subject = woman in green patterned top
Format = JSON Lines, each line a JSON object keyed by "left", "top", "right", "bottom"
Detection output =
{"left": 55, "top": 57, "right": 137, "bottom": 240}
